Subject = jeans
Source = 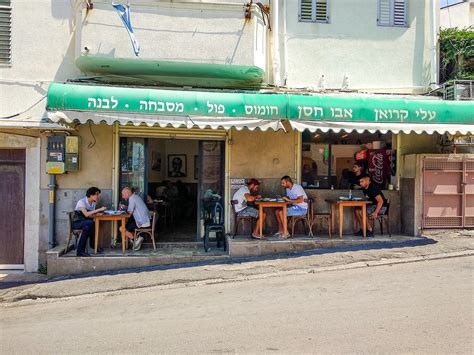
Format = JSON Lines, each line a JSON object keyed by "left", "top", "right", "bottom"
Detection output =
{"left": 72, "top": 219, "right": 95, "bottom": 254}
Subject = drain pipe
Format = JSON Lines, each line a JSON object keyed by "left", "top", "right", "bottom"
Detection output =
{"left": 47, "top": 174, "right": 57, "bottom": 249}
{"left": 430, "top": 0, "right": 439, "bottom": 89}
{"left": 272, "top": 0, "right": 281, "bottom": 86}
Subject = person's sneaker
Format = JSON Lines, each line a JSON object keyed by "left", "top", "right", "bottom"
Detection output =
{"left": 133, "top": 236, "right": 144, "bottom": 251}
{"left": 366, "top": 230, "right": 374, "bottom": 238}
{"left": 354, "top": 229, "right": 363, "bottom": 237}
{"left": 272, "top": 232, "right": 282, "bottom": 237}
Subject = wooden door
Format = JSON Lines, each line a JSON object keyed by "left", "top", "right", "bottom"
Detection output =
{"left": 0, "top": 149, "right": 25, "bottom": 265}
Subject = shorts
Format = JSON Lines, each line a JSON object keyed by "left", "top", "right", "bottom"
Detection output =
{"left": 287, "top": 205, "right": 307, "bottom": 216}
{"left": 125, "top": 216, "right": 138, "bottom": 232}
{"left": 237, "top": 207, "right": 259, "bottom": 218}
{"left": 367, "top": 205, "right": 387, "bottom": 216}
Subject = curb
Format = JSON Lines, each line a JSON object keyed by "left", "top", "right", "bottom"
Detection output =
{"left": 1, "top": 250, "right": 472, "bottom": 306}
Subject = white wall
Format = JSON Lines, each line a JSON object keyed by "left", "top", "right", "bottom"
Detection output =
{"left": 81, "top": 1, "right": 268, "bottom": 68}
{"left": 440, "top": 1, "right": 473, "bottom": 28}
{"left": 280, "top": 0, "right": 437, "bottom": 93}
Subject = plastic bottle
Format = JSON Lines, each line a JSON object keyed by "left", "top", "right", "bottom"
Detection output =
{"left": 331, "top": 185, "right": 334, "bottom": 190}
{"left": 348, "top": 189, "right": 352, "bottom": 200}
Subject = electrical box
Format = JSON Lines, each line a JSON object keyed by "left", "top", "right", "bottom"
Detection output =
{"left": 65, "top": 136, "right": 80, "bottom": 171}
{"left": 46, "top": 136, "right": 80, "bottom": 174}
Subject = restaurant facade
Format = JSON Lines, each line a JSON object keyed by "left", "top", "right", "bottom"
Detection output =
{"left": 1, "top": 0, "right": 474, "bottom": 272}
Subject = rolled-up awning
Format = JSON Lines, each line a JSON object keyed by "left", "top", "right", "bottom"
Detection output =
{"left": 46, "top": 82, "right": 474, "bottom": 134}
{"left": 47, "top": 110, "right": 283, "bottom": 131}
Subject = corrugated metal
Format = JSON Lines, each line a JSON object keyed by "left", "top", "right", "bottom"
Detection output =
{"left": 118, "top": 125, "right": 227, "bottom": 140}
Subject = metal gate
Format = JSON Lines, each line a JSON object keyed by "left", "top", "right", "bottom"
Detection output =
{"left": 422, "top": 156, "right": 474, "bottom": 228}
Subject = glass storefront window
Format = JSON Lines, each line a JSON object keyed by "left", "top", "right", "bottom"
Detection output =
{"left": 302, "top": 131, "right": 393, "bottom": 190}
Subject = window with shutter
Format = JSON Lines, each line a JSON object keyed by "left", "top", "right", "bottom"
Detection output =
{"left": 298, "top": 0, "right": 329, "bottom": 23}
{"left": 0, "top": 0, "right": 11, "bottom": 65}
{"left": 377, "top": 0, "right": 407, "bottom": 27}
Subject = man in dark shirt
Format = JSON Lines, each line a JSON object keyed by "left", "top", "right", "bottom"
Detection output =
{"left": 354, "top": 176, "right": 387, "bottom": 237}
{"left": 349, "top": 162, "right": 369, "bottom": 189}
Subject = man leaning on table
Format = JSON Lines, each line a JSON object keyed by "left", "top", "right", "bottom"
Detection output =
{"left": 120, "top": 187, "right": 151, "bottom": 251}
{"left": 275, "top": 176, "right": 308, "bottom": 239}
{"left": 354, "top": 176, "right": 388, "bottom": 238}
{"left": 232, "top": 178, "right": 266, "bottom": 239}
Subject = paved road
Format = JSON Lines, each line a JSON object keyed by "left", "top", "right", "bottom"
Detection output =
{"left": 1, "top": 257, "right": 472, "bottom": 354}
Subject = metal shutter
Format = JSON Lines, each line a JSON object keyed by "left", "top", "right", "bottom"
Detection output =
{"left": 0, "top": 0, "right": 11, "bottom": 65}
{"left": 378, "top": 0, "right": 407, "bottom": 27}
{"left": 299, "top": 0, "right": 329, "bottom": 23}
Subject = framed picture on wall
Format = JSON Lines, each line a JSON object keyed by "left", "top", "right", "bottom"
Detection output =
{"left": 168, "top": 154, "right": 187, "bottom": 177}
{"left": 151, "top": 151, "right": 161, "bottom": 172}
{"left": 194, "top": 155, "right": 198, "bottom": 180}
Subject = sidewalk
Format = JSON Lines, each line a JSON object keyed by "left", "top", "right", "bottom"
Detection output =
{"left": 1, "top": 230, "right": 473, "bottom": 304}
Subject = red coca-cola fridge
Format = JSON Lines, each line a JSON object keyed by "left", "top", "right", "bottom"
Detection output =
{"left": 368, "top": 149, "right": 392, "bottom": 189}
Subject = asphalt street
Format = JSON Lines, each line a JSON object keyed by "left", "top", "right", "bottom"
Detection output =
{"left": 1, "top": 256, "right": 472, "bottom": 354}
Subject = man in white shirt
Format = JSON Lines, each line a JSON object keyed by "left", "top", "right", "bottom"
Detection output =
{"left": 274, "top": 176, "right": 308, "bottom": 239}
{"left": 232, "top": 178, "right": 266, "bottom": 239}
{"left": 121, "top": 187, "right": 151, "bottom": 251}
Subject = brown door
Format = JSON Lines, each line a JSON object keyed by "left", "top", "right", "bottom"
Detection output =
{"left": 0, "top": 149, "right": 25, "bottom": 265}
{"left": 422, "top": 156, "right": 473, "bottom": 229}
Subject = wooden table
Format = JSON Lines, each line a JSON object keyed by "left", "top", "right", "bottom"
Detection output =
{"left": 93, "top": 213, "right": 130, "bottom": 254}
{"left": 325, "top": 199, "right": 371, "bottom": 239}
{"left": 255, "top": 200, "right": 291, "bottom": 239}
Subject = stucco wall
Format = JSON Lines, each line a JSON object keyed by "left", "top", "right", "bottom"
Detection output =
{"left": 281, "top": 0, "right": 435, "bottom": 92}
{"left": 440, "top": 2, "right": 473, "bottom": 28}
{"left": 81, "top": 2, "right": 267, "bottom": 68}
{"left": 0, "top": 1, "right": 81, "bottom": 119}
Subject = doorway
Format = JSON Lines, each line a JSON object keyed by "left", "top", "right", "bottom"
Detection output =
{"left": 119, "top": 137, "right": 225, "bottom": 243}
{"left": 0, "top": 149, "right": 25, "bottom": 266}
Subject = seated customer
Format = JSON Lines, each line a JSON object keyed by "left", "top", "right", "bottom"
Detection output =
{"left": 349, "top": 162, "right": 369, "bottom": 189}
{"left": 339, "top": 168, "right": 351, "bottom": 189}
{"left": 121, "top": 187, "right": 151, "bottom": 251}
{"left": 354, "top": 176, "right": 388, "bottom": 238}
{"left": 275, "top": 176, "right": 308, "bottom": 239}
{"left": 72, "top": 187, "right": 107, "bottom": 257}
{"left": 232, "top": 178, "right": 266, "bottom": 239}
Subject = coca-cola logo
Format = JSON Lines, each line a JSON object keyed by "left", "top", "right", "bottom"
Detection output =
{"left": 371, "top": 152, "right": 384, "bottom": 184}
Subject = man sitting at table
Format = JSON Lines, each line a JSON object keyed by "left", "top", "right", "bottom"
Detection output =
{"left": 232, "top": 178, "right": 266, "bottom": 239}
{"left": 354, "top": 176, "right": 388, "bottom": 238}
{"left": 72, "top": 187, "right": 107, "bottom": 257}
{"left": 120, "top": 187, "right": 151, "bottom": 251}
{"left": 275, "top": 176, "right": 308, "bottom": 239}
{"left": 349, "top": 162, "right": 369, "bottom": 189}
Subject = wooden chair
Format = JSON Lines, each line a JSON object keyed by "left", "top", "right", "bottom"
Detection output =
{"left": 288, "top": 198, "right": 313, "bottom": 238}
{"left": 66, "top": 211, "right": 83, "bottom": 252}
{"left": 311, "top": 210, "right": 332, "bottom": 239}
{"left": 370, "top": 199, "right": 391, "bottom": 237}
{"left": 230, "top": 200, "right": 256, "bottom": 238}
{"left": 133, "top": 211, "right": 158, "bottom": 251}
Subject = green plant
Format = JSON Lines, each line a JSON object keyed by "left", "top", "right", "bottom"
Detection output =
{"left": 38, "top": 264, "right": 47, "bottom": 275}
{"left": 439, "top": 27, "right": 474, "bottom": 82}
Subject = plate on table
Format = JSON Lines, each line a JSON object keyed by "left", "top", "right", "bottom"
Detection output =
{"left": 338, "top": 196, "right": 350, "bottom": 201}
{"left": 352, "top": 197, "right": 363, "bottom": 201}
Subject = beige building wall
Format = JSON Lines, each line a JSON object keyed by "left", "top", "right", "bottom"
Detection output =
{"left": 440, "top": 1, "right": 473, "bottom": 28}
{"left": 281, "top": 0, "right": 437, "bottom": 93}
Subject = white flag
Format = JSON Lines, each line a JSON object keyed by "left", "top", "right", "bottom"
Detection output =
{"left": 112, "top": 3, "right": 140, "bottom": 57}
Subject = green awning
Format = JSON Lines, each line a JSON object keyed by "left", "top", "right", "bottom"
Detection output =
{"left": 75, "top": 55, "right": 266, "bottom": 89}
{"left": 46, "top": 82, "right": 474, "bottom": 134}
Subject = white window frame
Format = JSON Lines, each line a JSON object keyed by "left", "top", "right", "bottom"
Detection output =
{"left": 0, "top": 0, "right": 12, "bottom": 65}
{"left": 377, "top": 0, "right": 408, "bottom": 27}
{"left": 298, "top": 0, "right": 330, "bottom": 24}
